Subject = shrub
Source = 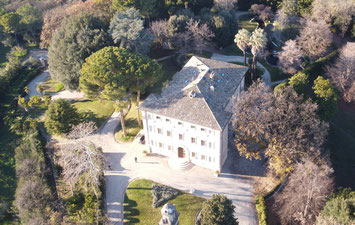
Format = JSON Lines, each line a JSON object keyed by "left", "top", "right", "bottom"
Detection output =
{"left": 44, "top": 99, "right": 80, "bottom": 134}
{"left": 198, "top": 194, "right": 238, "bottom": 225}
{"left": 151, "top": 184, "right": 179, "bottom": 208}
{"left": 288, "top": 72, "right": 308, "bottom": 94}
{"left": 274, "top": 81, "right": 287, "bottom": 92}
{"left": 312, "top": 76, "right": 338, "bottom": 120}
{"left": 255, "top": 195, "right": 267, "bottom": 225}
{"left": 68, "top": 193, "right": 103, "bottom": 224}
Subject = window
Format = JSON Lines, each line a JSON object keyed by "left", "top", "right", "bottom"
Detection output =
{"left": 157, "top": 128, "right": 162, "bottom": 134}
{"left": 191, "top": 137, "right": 196, "bottom": 143}
{"left": 178, "top": 122, "right": 183, "bottom": 125}
{"left": 151, "top": 140, "right": 153, "bottom": 145}
{"left": 201, "top": 140, "right": 206, "bottom": 146}
{"left": 156, "top": 116, "right": 161, "bottom": 119}
{"left": 209, "top": 157, "right": 211, "bottom": 162}
{"left": 201, "top": 155, "right": 206, "bottom": 160}
{"left": 166, "top": 119, "right": 170, "bottom": 122}
{"left": 209, "top": 142, "right": 212, "bottom": 148}
{"left": 191, "top": 125, "right": 195, "bottom": 129}
{"left": 179, "top": 134, "right": 183, "bottom": 140}
{"left": 192, "top": 152, "right": 196, "bottom": 158}
{"left": 159, "top": 143, "right": 163, "bottom": 148}
{"left": 168, "top": 145, "right": 172, "bottom": 150}
{"left": 201, "top": 128, "right": 205, "bottom": 132}
{"left": 148, "top": 114, "right": 151, "bottom": 119}
{"left": 149, "top": 126, "right": 152, "bottom": 132}
{"left": 167, "top": 131, "right": 171, "bottom": 136}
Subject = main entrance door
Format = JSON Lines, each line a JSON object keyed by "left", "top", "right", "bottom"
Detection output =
{"left": 178, "top": 147, "right": 185, "bottom": 158}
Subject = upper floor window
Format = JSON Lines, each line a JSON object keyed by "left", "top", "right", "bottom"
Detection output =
{"left": 168, "top": 145, "right": 172, "bottom": 150}
{"left": 167, "top": 131, "right": 171, "bottom": 136}
{"left": 156, "top": 116, "right": 161, "bottom": 119}
{"left": 192, "top": 152, "right": 196, "bottom": 158}
{"left": 201, "top": 140, "right": 206, "bottom": 146}
{"left": 149, "top": 126, "right": 152, "bottom": 132}
{"left": 179, "top": 134, "right": 183, "bottom": 140}
{"left": 209, "top": 142, "right": 212, "bottom": 148}
{"left": 201, "top": 155, "right": 206, "bottom": 160}
{"left": 201, "top": 128, "right": 205, "bottom": 132}
{"left": 159, "top": 143, "right": 163, "bottom": 148}
{"left": 157, "top": 128, "right": 162, "bottom": 134}
{"left": 191, "top": 137, "right": 196, "bottom": 143}
{"left": 166, "top": 119, "right": 170, "bottom": 122}
{"left": 191, "top": 125, "right": 196, "bottom": 129}
{"left": 178, "top": 122, "right": 183, "bottom": 125}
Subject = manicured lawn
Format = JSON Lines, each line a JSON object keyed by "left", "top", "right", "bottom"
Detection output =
{"left": 72, "top": 99, "right": 115, "bottom": 128}
{"left": 0, "top": 43, "right": 11, "bottom": 67}
{"left": 40, "top": 78, "right": 64, "bottom": 93}
{"left": 238, "top": 14, "right": 258, "bottom": 32}
{"left": 124, "top": 179, "right": 205, "bottom": 225}
{"left": 219, "top": 44, "right": 245, "bottom": 56}
{"left": 115, "top": 102, "right": 142, "bottom": 142}
{"left": 258, "top": 58, "right": 289, "bottom": 82}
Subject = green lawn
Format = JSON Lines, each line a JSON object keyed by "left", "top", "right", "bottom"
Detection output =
{"left": 115, "top": 102, "right": 142, "bottom": 142}
{"left": 258, "top": 58, "right": 289, "bottom": 82}
{"left": 40, "top": 79, "right": 64, "bottom": 93}
{"left": 124, "top": 179, "right": 205, "bottom": 225}
{"left": 0, "top": 44, "right": 11, "bottom": 67}
{"left": 72, "top": 99, "right": 115, "bottom": 128}
{"left": 238, "top": 14, "right": 258, "bottom": 32}
{"left": 219, "top": 44, "right": 245, "bottom": 56}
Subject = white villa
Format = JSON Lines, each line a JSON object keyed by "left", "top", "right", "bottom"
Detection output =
{"left": 139, "top": 56, "right": 248, "bottom": 171}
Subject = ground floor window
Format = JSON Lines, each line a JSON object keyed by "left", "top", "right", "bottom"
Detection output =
{"left": 168, "top": 145, "right": 172, "bottom": 150}
{"left": 192, "top": 152, "right": 196, "bottom": 158}
{"left": 201, "top": 155, "right": 206, "bottom": 160}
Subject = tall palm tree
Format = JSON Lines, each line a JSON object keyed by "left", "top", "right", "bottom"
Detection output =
{"left": 234, "top": 29, "right": 251, "bottom": 66}
{"left": 249, "top": 28, "right": 267, "bottom": 80}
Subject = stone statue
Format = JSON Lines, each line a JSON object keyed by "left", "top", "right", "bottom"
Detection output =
{"left": 159, "top": 203, "right": 179, "bottom": 225}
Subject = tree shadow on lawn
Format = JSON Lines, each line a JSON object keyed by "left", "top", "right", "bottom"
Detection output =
{"left": 124, "top": 193, "right": 140, "bottom": 224}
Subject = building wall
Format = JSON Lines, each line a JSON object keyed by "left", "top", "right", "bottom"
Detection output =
{"left": 225, "top": 77, "right": 245, "bottom": 113}
{"left": 142, "top": 111, "right": 222, "bottom": 171}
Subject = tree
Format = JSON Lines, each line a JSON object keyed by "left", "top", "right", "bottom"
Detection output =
{"left": 44, "top": 99, "right": 80, "bottom": 135}
{"left": 80, "top": 46, "right": 162, "bottom": 128}
{"left": 288, "top": 72, "right": 308, "bottom": 94}
{"left": 249, "top": 29, "right": 267, "bottom": 80}
{"left": 199, "top": 194, "right": 238, "bottom": 225}
{"left": 0, "top": 12, "right": 20, "bottom": 43}
{"left": 326, "top": 44, "right": 355, "bottom": 103}
{"left": 312, "top": 0, "right": 355, "bottom": 37}
{"left": 279, "top": 39, "right": 303, "bottom": 74}
{"left": 249, "top": 4, "right": 274, "bottom": 22}
{"left": 67, "top": 122, "right": 98, "bottom": 140}
{"left": 109, "top": 8, "right": 153, "bottom": 54}
{"left": 233, "top": 81, "right": 328, "bottom": 176}
{"left": 211, "top": 10, "right": 238, "bottom": 48}
{"left": 48, "top": 13, "right": 110, "bottom": 90}
{"left": 150, "top": 19, "right": 169, "bottom": 48}
{"left": 213, "top": 0, "right": 238, "bottom": 10}
{"left": 274, "top": 159, "right": 334, "bottom": 225}
{"left": 277, "top": 0, "right": 299, "bottom": 29}
{"left": 313, "top": 76, "right": 338, "bottom": 120}
{"left": 185, "top": 19, "right": 215, "bottom": 53}
{"left": 61, "top": 140, "right": 105, "bottom": 198}
{"left": 234, "top": 29, "right": 250, "bottom": 66}
{"left": 297, "top": 19, "right": 333, "bottom": 61}
{"left": 16, "top": 3, "right": 41, "bottom": 42}
{"left": 316, "top": 188, "right": 355, "bottom": 225}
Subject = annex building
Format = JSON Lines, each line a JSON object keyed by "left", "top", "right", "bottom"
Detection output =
{"left": 139, "top": 56, "right": 248, "bottom": 171}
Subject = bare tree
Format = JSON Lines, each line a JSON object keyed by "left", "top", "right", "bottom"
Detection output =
{"left": 249, "top": 4, "right": 275, "bottom": 22}
{"left": 214, "top": 0, "right": 238, "bottom": 10}
{"left": 274, "top": 159, "right": 334, "bottom": 225}
{"left": 279, "top": 39, "right": 304, "bottom": 74}
{"left": 312, "top": 0, "right": 355, "bottom": 37}
{"left": 150, "top": 19, "right": 169, "bottom": 48}
{"left": 327, "top": 43, "right": 355, "bottom": 103}
{"left": 297, "top": 19, "right": 333, "bottom": 61}
{"left": 185, "top": 19, "right": 215, "bottom": 54}
{"left": 67, "top": 121, "right": 98, "bottom": 140}
{"left": 61, "top": 139, "right": 105, "bottom": 198}
{"left": 233, "top": 81, "right": 329, "bottom": 176}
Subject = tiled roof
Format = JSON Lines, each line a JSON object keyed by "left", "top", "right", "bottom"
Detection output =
{"left": 139, "top": 56, "right": 248, "bottom": 131}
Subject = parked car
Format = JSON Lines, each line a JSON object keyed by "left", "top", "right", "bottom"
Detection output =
{"left": 139, "top": 135, "right": 145, "bottom": 144}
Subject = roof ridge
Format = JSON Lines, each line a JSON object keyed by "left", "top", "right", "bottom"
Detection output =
{"left": 195, "top": 85, "right": 223, "bottom": 131}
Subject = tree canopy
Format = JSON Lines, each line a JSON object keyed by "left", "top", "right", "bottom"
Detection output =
{"left": 48, "top": 13, "right": 110, "bottom": 90}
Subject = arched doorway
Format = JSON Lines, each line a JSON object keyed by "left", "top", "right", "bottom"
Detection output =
{"left": 178, "top": 147, "right": 185, "bottom": 158}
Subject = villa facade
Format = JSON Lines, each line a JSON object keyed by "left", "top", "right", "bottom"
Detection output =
{"left": 139, "top": 56, "right": 248, "bottom": 171}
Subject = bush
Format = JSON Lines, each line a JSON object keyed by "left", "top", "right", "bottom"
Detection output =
{"left": 44, "top": 99, "right": 80, "bottom": 134}
{"left": 316, "top": 188, "right": 355, "bottom": 225}
{"left": 198, "top": 194, "right": 238, "bottom": 225}
{"left": 151, "top": 184, "right": 179, "bottom": 208}
{"left": 54, "top": 83, "right": 64, "bottom": 92}
{"left": 312, "top": 76, "right": 338, "bottom": 120}
{"left": 288, "top": 72, "right": 308, "bottom": 94}
{"left": 67, "top": 193, "right": 103, "bottom": 224}
{"left": 255, "top": 195, "right": 267, "bottom": 225}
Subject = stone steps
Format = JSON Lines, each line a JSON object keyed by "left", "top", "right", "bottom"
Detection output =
{"left": 168, "top": 158, "right": 194, "bottom": 171}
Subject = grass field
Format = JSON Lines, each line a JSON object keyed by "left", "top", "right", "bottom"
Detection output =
{"left": 115, "top": 102, "right": 142, "bottom": 142}
{"left": 72, "top": 99, "right": 115, "bottom": 128}
{"left": 40, "top": 79, "right": 64, "bottom": 93}
{"left": 238, "top": 14, "right": 258, "bottom": 32}
{"left": 124, "top": 179, "right": 205, "bottom": 225}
